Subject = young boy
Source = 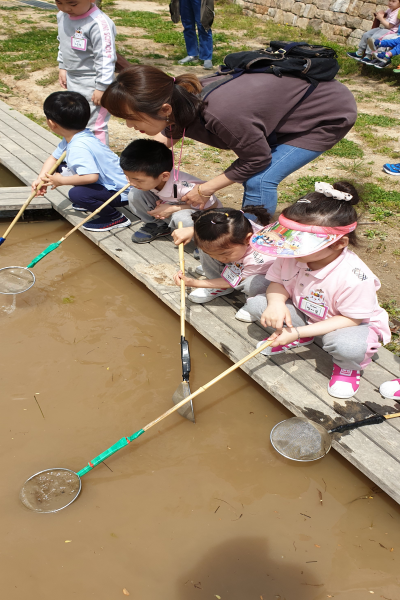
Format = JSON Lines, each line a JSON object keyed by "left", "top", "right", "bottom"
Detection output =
{"left": 56, "top": 0, "right": 116, "bottom": 145}
{"left": 32, "top": 91, "right": 131, "bottom": 232}
{"left": 347, "top": 0, "right": 400, "bottom": 65}
{"left": 120, "top": 139, "right": 221, "bottom": 244}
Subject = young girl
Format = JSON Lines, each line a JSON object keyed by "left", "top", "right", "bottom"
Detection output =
{"left": 173, "top": 206, "right": 274, "bottom": 322}
{"left": 245, "top": 181, "right": 391, "bottom": 400}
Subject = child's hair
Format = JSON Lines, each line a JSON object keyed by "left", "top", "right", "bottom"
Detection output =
{"left": 283, "top": 181, "right": 360, "bottom": 245}
{"left": 192, "top": 206, "right": 271, "bottom": 249}
{"left": 43, "top": 91, "right": 90, "bottom": 131}
{"left": 119, "top": 139, "right": 173, "bottom": 178}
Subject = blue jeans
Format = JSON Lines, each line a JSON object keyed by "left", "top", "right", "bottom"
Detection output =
{"left": 242, "top": 144, "right": 322, "bottom": 215}
{"left": 179, "top": 0, "right": 213, "bottom": 60}
{"left": 69, "top": 184, "right": 128, "bottom": 221}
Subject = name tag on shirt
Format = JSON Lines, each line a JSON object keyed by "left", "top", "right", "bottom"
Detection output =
{"left": 71, "top": 36, "right": 87, "bottom": 51}
{"left": 221, "top": 264, "right": 243, "bottom": 288}
{"left": 299, "top": 297, "right": 328, "bottom": 319}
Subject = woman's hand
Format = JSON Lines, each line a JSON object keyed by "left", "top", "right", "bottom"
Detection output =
{"left": 260, "top": 301, "right": 293, "bottom": 329}
{"left": 173, "top": 270, "right": 196, "bottom": 287}
{"left": 181, "top": 184, "right": 208, "bottom": 209}
{"left": 172, "top": 226, "right": 194, "bottom": 246}
{"left": 266, "top": 328, "right": 299, "bottom": 348}
{"left": 147, "top": 203, "right": 180, "bottom": 220}
{"left": 59, "top": 69, "right": 67, "bottom": 89}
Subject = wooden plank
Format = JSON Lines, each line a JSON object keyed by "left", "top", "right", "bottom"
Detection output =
{"left": 0, "top": 100, "right": 60, "bottom": 147}
{"left": 0, "top": 112, "right": 57, "bottom": 155}
{"left": 373, "top": 347, "right": 400, "bottom": 377}
{"left": 0, "top": 197, "right": 51, "bottom": 210}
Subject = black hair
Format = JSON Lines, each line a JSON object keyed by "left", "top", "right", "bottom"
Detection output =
{"left": 283, "top": 181, "right": 360, "bottom": 246}
{"left": 43, "top": 91, "right": 90, "bottom": 130}
{"left": 119, "top": 139, "right": 173, "bottom": 177}
{"left": 192, "top": 206, "right": 272, "bottom": 250}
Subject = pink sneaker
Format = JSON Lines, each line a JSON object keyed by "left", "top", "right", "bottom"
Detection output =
{"left": 256, "top": 337, "right": 314, "bottom": 356}
{"left": 379, "top": 378, "right": 400, "bottom": 400}
{"left": 328, "top": 364, "right": 360, "bottom": 398}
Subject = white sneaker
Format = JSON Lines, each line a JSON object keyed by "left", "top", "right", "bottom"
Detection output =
{"left": 188, "top": 287, "right": 233, "bottom": 303}
{"left": 379, "top": 378, "right": 400, "bottom": 400}
{"left": 235, "top": 306, "right": 256, "bottom": 322}
{"left": 195, "top": 265, "right": 205, "bottom": 276}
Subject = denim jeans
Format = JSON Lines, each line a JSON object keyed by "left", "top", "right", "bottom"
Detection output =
{"left": 179, "top": 0, "right": 213, "bottom": 60}
{"left": 242, "top": 144, "right": 322, "bottom": 215}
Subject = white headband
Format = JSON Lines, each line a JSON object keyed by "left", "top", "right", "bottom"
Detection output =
{"left": 315, "top": 181, "right": 353, "bottom": 201}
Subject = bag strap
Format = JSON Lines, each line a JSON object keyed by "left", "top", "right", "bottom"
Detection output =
{"left": 199, "top": 70, "right": 244, "bottom": 101}
{"left": 277, "top": 41, "right": 307, "bottom": 54}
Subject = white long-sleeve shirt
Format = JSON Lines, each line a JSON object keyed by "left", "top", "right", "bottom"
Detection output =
{"left": 57, "top": 5, "right": 116, "bottom": 91}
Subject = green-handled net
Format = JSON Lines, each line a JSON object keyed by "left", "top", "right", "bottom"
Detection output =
{"left": 20, "top": 429, "right": 145, "bottom": 512}
{"left": 26, "top": 242, "right": 62, "bottom": 269}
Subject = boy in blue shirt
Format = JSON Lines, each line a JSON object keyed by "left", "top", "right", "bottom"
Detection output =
{"left": 32, "top": 91, "right": 131, "bottom": 232}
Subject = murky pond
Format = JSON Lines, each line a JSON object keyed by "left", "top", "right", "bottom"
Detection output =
{"left": 0, "top": 162, "right": 26, "bottom": 187}
{"left": 1, "top": 221, "right": 399, "bottom": 599}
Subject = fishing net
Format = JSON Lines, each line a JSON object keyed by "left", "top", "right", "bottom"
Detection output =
{"left": 270, "top": 417, "right": 332, "bottom": 462}
{"left": 20, "top": 468, "right": 81, "bottom": 513}
{"left": 172, "top": 381, "right": 195, "bottom": 423}
{"left": 0, "top": 266, "right": 35, "bottom": 294}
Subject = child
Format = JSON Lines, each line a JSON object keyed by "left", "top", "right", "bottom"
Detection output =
{"left": 120, "top": 139, "right": 221, "bottom": 244}
{"left": 173, "top": 206, "right": 274, "bottom": 322}
{"left": 370, "top": 35, "right": 400, "bottom": 67}
{"left": 32, "top": 91, "right": 131, "bottom": 232}
{"left": 245, "top": 181, "right": 391, "bottom": 399}
{"left": 56, "top": 0, "right": 116, "bottom": 144}
{"left": 347, "top": 0, "right": 400, "bottom": 65}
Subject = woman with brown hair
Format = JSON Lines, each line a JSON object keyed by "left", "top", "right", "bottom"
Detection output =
{"left": 101, "top": 64, "right": 357, "bottom": 229}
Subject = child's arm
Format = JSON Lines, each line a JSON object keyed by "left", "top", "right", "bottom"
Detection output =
{"left": 265, "top": 315, "right": 363, "bottom": 348}
{"left": 375, "top": 10, "right": 393, "bottom": 28}
{"left": 31, "top": 155, "right": 57, "bottom": 196}
{"left": 174, "top": 270, "right": 232, "bottom": 289}
{"left": 43, "top": 171, "right": 99, "bottom": 190}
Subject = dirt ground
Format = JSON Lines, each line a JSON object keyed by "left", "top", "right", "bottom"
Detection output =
{"left": 0, "top": 0, "right": 399, "bottom": 304}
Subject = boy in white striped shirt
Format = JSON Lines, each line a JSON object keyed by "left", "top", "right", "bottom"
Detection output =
{"left": 56, "top": 0, "right": 116, "bottom": 145}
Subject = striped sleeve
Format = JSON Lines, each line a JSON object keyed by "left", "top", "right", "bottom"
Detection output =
{"left": 90, "top": 12, "right": 117, "bottom": 90}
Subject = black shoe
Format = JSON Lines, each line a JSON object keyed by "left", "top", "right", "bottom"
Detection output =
{"left": 372, "top": 57, "right": 391, "bottom": 68}
{"left": 347, "top": 51, "right": 363, "bottom": 61}
{"left": 131, "top": 222, "right": 172, "bottom": 243}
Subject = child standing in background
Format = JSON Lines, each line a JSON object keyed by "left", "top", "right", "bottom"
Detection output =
{"left": 56, "top": 0, "right": 116, "bottom": 144}
{"left": 347, "top": 0, "right": 400, "bottom": 65}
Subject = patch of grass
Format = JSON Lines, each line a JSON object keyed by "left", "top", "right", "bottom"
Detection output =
{"left": 368, "top": 206, "right": 394, "bottom": 220}
{"left": 143, "top": 53, "right": 166, "bottom": 59}
{"left": 24, "top": 112, "right": 48, "bottom": 128}
{"left": 14, "top": 72, "right": 30, "bottom": 80}
{"left": 335, "top": 159, "right": 372, "bottom": 178}
{"left": 0, "top": 27, "right": 58, "bottom": 76}
{"left": 115, "top": 34, "right": 130, "bottom": 41}
{"left": 325, "top": 138, "right": 363, "bottom": 159}
{"left": 0, "top": 79, "right": 11, "bottom": 93}
{"left": 36, "top": 70, "right": 58, "bottom": 86}
{"left": 356, "top": 113, "right": 400, "bottom": 128}
{"left": 363, "top": 228, "right": 387, "bottom": 240}
{"left": 381, "top": 299, "right": 400, "bottom": 319}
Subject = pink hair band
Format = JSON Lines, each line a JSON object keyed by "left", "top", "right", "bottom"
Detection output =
{"left": 279, "top": 214, "right": 357, "bottom": 235}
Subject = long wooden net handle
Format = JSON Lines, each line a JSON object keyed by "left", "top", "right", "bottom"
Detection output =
{"left": 178, "top": 222, "right": 186, "bottom": 338}
{"left": 143, "top": 338, "right": 274, "bottom": 432}
{"left": 2, "top": 151, "right": 67, "bottom": 240}
{"left": 385, "top": 412, "right": 400, "bottom": 419}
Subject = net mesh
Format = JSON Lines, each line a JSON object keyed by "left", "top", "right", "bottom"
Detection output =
{"left": 20, "top": 469, "right": 81, "bottom": 512}
{"left": 172, "top": 381, "right": 195, "bottom": 423}
{"left": 0, "top": 267, "right": 35, "bottom": 294}
{"left": 270, "top": 417, "right": 331, "bottom": 461}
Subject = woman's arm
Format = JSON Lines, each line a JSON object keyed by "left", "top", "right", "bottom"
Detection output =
{"left": 181, "top": 174, "right": 234, "bottom": 209}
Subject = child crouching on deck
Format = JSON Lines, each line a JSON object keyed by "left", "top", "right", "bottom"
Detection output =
{"left": 120, "top": 139, "right": 221, "bottom": 244}
{"left": 32, "top": 91, "right": 131, "bottom": 232}
{"left": 173, "top": 206, "right": 274, "bottom": 322}
{"left": 245, "top": 181, "right": 391, "bottom": 400}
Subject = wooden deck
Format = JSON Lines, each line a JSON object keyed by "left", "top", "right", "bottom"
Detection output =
{"left": 1, "top": 99, "right": 400, "bottom": 503}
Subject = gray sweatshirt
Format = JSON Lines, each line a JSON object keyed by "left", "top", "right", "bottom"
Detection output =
{"left": 57, "top": 5, "right": 116, "bottom": 91}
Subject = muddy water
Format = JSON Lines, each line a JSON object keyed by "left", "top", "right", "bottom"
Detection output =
{"left": 0, "top": 162, "right": 25, "bottom": 187}
{"left": 0, "top": 222, "right": 399, "bottom": 600}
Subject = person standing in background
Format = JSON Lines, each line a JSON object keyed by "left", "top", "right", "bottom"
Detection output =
{"left": 169, "top": 0, "right": 214, "bottom": 69}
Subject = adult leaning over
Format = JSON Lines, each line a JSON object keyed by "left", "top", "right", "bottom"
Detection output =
{"left": 101, "top": 64, "right": 357, "bottom": 220}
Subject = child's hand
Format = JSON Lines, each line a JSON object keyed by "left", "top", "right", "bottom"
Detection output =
{"left": 147, "top": 204, "right": 178, "bottom": 220}
{"left": 374, "top": 38, "right": 382, "bottom": 47}
{"left": 172, "top": 226, "right": 194, "bottom": 246}
{"left": 59, "top": 69, "right": 67, "bottom": 89}
{"left": 267, "top": 328, "right": 299, "bottom": 348}
{"left": 260, "top": 301, "right": 293, "bottom": 329}
{"left": 44, "top": 172, "right": 64, "bottom": 190}
{"left": 173, "top": 270, "right": 195, "bottom": 287}
{"left": 31, "top": 177, "right": 47, "bottom": 196}
{"left": 92, "top": 90, "right": 104, "bottom": 106}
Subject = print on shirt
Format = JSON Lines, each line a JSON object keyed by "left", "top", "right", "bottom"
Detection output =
{"left": 352, "top": 267, "right": 367, "bottom": 281}
{"left": 71, "top": 27, "right": 87, "bottom": 51}
{"left": 299, "top": 287, "right": 329, "bottom": 319}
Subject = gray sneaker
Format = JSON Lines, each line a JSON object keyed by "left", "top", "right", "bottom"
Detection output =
{"left": 203, "top": 59, "right": 213, "bottom": 70}
{"left": 178, "top": 55, "right": 199, "bottom": 64}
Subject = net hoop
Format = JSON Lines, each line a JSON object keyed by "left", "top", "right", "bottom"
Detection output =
{"left": 20, "top": 468, "right": 81, "bottom": 513}
{"left": 270, "top": 418, "right": 332, "bottom": 462}
{"left": 0, "top": 266, "right": 35, "bottom": 295}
